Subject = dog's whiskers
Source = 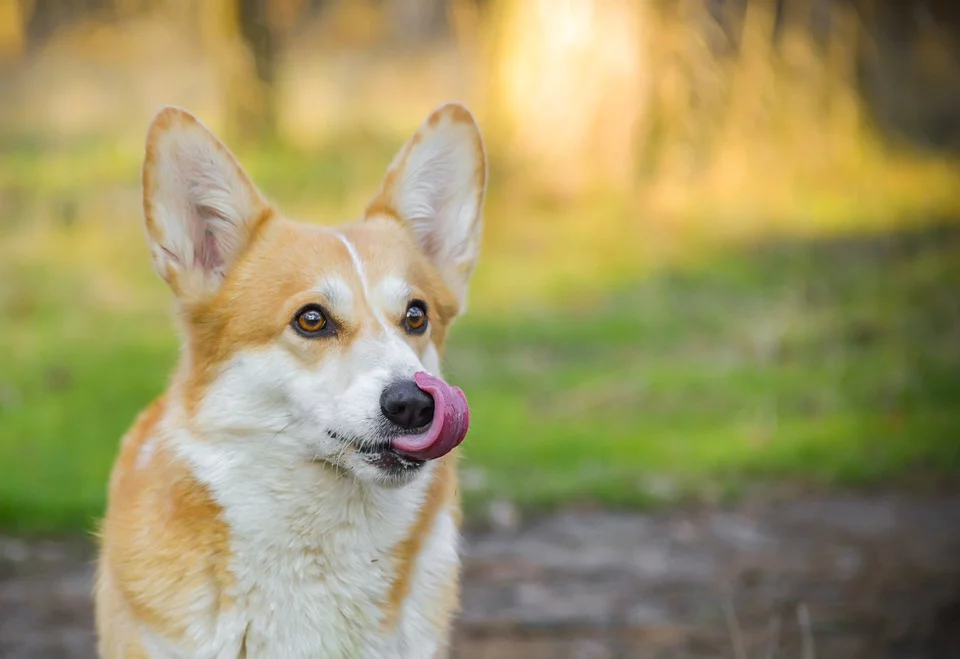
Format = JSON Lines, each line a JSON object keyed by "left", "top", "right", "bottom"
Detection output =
{"left": 250, "top": 417, "right": 296, "bottom": 463}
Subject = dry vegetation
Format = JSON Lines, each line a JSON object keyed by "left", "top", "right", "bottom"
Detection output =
{"left": 2, "top": 0, "right": 958, "bottom": 230}
{"left": 479, "top": 0, "right": 960, "bottom": 227}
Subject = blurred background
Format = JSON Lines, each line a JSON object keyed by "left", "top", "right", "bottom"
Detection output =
{"left": 0, "top": 0, "right": 959, "bottom": 657}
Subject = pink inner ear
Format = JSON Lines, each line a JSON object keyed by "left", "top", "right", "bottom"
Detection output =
{"left": 179, "top": 156, "right": 230, "bottom": 275}
{"left": 420, "top": 228, "right": 442, "bottom": 261}
{"left": 195, "top": 225, "right": 223, "bottom": 272}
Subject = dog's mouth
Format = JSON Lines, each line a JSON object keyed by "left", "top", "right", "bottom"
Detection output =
{"left": 355, "top": 442, "right": 427, "bottom": 473}
{"left": 328, "top": 371, "right": 470, "bottom": 469}
{"left": 325, "top": 430, "right": 427, "bottom": 475}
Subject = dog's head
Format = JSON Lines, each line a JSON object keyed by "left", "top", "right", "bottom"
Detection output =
{"left": 142, "top": 104, "right": 485, "bottom": 487}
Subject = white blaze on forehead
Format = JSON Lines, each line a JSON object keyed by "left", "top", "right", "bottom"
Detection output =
{"left": 335, "top": 234, "right": 370, "bottom": 295}
{"left": 336, "top": 233, "right": 392, "bottom": 332}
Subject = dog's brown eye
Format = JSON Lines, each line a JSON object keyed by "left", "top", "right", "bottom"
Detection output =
{"left": 404, "top": 302, "right": 427, "bottom": 334}
{"left": 294, "top": 306, "right": 328, "bottom": 336}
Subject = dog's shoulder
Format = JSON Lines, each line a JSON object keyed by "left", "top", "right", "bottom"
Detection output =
{"left": 98, "top": 396, "right": 238, "bottom": 653}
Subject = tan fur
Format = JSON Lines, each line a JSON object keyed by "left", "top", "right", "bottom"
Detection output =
{"left": 96, "top": 103, "right": 483, "bottom": 658}
{"left": 96, "top": 398, "right": 235, "bottom": 654}
{"left": 382, "top": 454, "right": 461, "bottom": 631}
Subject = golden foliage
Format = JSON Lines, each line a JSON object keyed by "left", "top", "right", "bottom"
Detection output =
{"left": 482, "top": 0, "right": 648, "bottom": 197}
{"left": 481, "top": 0, "right": 959, "bottom": 220}
{"left": 0, "top": 0, "right": 27, "bottom": 61}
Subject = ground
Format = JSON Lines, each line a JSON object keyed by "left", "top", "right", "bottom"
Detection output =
{"left": 2, "top": 492, "right": 959, "bottom": 659}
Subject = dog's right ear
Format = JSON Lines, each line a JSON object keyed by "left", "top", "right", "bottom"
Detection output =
{"left": 142, "top": 107, "right": 273, "bottom": 302}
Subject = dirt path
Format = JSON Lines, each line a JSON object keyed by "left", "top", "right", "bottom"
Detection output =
{"left": 2, "top": 493, "right": 959, "bottom": 659}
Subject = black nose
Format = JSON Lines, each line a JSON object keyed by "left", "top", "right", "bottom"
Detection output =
{"left": 380, "top": 380, "right": 435, "bottom": 430}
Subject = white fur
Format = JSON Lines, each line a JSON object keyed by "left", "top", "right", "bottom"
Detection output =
{"left": 313, "top": 275, "right": 355, "bottom": 315}
{"left": 169, "top": 421, "right": 450, "bottom": 659}
{"left": 395, "top": 510, "right": 460, "bottom": 657}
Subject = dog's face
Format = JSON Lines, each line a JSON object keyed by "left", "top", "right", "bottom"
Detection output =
{"left": 142, "top": 105, "right": 485, "bottom": 487}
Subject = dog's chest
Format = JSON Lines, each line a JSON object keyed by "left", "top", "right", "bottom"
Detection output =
{"left": 229, "top": 537, "right": 391, "bottom": 659}
{"left": 170, "top": 442, "right": 461, "bottom": 659}
{"left": 204, "top": 504, "right": 459, "bottom": 659}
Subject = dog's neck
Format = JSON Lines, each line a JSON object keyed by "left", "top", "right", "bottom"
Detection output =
{"left": 148, "top": 402, "right": 456, "bottom": 659}
{"left": 157, "top": 395, "right": 434, "bottom": 554}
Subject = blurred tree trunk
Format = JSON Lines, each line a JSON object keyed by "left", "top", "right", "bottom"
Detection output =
{"left": 483, "top": 0, "right": 648, "bottom": 198}
{"left": 198, "top": 0, "right": 259, "bottom": 143}
{"left": 198, "top": 0, "right": 302, "bottom": 144}
{"left": 382, "top": 0, "right": 448, "bottom": 46}
{"left": 237, "top": 0, "right": 279, "bottom": 140}
{"left": 0, "top": 0, "right": 29, "bottom": 62}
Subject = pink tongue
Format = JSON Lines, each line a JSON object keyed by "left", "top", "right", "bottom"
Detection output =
{"left": 390, "top": 371, "right": 470, "bottom": 461}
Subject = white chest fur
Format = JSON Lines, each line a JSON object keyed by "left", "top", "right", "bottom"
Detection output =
{"left": 163, "top": 437, "right": 460, "bottom": 659}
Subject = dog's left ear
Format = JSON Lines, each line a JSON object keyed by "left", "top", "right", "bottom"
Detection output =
{"left": 365, "top": 103, "right": 487, "bottom": 310}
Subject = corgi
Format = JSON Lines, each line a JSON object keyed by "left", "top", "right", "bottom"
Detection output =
{"left": 94, "top": 102, "right": 486, "bottom": 659}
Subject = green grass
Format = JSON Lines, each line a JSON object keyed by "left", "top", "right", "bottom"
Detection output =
{"left": 1, "top": 212, "right": 958, "bottom": 532}
{"left": 452, "top": 226, "right": 960, "bottom": 512}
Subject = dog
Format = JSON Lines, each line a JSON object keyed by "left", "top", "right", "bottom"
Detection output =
{"left": 94, "top": 102, "right": 486, "bottom": 658}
